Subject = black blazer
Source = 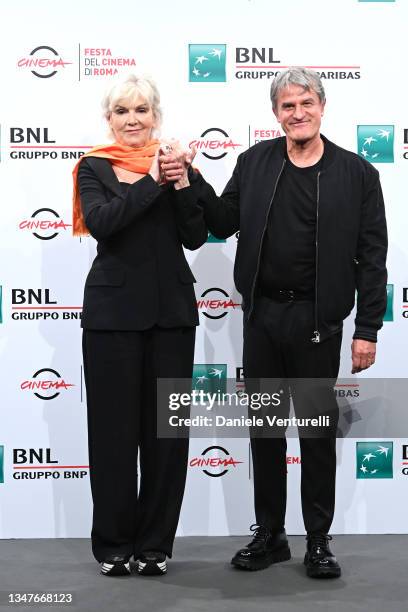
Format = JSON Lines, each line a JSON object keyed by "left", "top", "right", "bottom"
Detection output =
{"left": 78, "top": 157, "right": 207, "bottom": 330}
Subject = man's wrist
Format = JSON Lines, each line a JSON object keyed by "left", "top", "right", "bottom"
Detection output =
{"left": 174, "top": 176, "right": 190, "bottom": 190}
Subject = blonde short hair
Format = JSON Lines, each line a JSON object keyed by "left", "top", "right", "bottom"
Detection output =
{"left": 102, "top": 74, "right": 162, "bottom": 137}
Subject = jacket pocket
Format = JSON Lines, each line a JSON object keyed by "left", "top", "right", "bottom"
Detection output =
{"left": 178, "top": 268, "right": 196, "bottom": 284}
{"left": 86, "top": 268, "right": 125, "bottom": 287}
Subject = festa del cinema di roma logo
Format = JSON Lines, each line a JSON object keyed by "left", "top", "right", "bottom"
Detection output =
{"left": 190, "top": 128, "right": 242, "bottom": 160}
{"left": 17, "top": 46, "right": 72, "bottom": 78}
{"left": 20, "top": 368, "right": 74, "bottom": 400}
{"left": 189, "top": 445, "right": 243, "bottom": 477}
{"left": 356, "top": 441, "right": 393, "bottom": 479}
{"left": 357, "top": 125, "right": 394, "bottom": 163}
{"left": 197, "top": 288, "right": 241, "bottom": 319}
{"left": 189, "top": 44, "right": 226, "bottom": 82}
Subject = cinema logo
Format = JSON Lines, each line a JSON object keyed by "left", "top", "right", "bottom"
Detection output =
{"left": 249, "top": 126, "right": 283, "bottom": 146}
{"left": 17, "top": 46, "right": 72, "bottom": 78}
{"left": 6, "top": 127, "right": 89, "bottom": 161}
{"left": 189, "top": 445, "right": 242, "bottom": 477}
{"left": 189, "top": 128, "right": 242, "bottom": 160}
{"left": 20, "top": 368, "right": 74, "bottom": 400}
{"left": 12, "top": 448, "right": 88, "bottom": 480}
{"left": 235, "top": 47, "right": 360, "bottom": 81}
{"left": 197, "top": 288, "right": 241, "bottom": 319}
{"left": 19, "top": 208, "right": 71, "bottom": 240}
{"left": 81, "top": 47, "right": 136, "bottom": 78}
{"left": 287, "top": 456, "right": 301, "bottom": 465}
{"left": 403, "top": 130, "right": 408, "bottom": 160}
{"left": 10, "top": 288, "right": 82, "bottom": 321}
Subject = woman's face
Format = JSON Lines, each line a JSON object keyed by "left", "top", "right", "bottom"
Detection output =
{"left": 108, "top": 94, "right": 155, "bottom": 147}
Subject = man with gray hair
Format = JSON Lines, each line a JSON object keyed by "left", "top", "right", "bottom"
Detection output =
{"left": 161, "top": 67, "right": 387, "bottom": 578}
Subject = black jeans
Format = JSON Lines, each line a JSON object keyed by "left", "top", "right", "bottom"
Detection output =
{"left": 82, "top": 326, "right": 195, "bottom": 562}
{"left": 243, "top": 297, "right": 342, "bottom": 535}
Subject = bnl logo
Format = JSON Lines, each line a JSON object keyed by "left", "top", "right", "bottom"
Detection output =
{"left": 189, "top": 45, "right": 226, "bottom": 82}
{"left": 357, "top": 125, "right": 394, "bottom": 163}
{"left": 0, "top": 446, "right": 4, "bottom": 483}
{"left": 384, "top": 284, "right": 393, "bottom": 322}
{"left": 192, "top": 364, "right": 227, "bottom": 393}
{"left": 207, "top": 232, "right": 226, "bottom": 243}
{"left": 356, "top": 442, "right": 393, "bottom": 479}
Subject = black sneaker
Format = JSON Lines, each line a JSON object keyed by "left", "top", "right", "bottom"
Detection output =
{"left": 231, "top": 524, "right": 291, "bottom": 571}
{"left": 304, "top": 534, "right": 341, "bottom": 578}
{"left": 100, "top": 555, "right": 131, "bottom": 577}
{"left": 137, "top": 551, "right": 167, "bottom": 575}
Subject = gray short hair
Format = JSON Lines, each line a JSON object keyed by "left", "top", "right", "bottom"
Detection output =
{"left": 270, "top": 67, "right": 326, "bottom": 110}
{"left": 102, "top": 73, "right": 162, "bottom": 136}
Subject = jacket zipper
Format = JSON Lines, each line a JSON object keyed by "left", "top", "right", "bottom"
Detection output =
{"left": 248, "top": 159, "right": 286, "bottom": 319}
{"left": 311, "top": 170, "right": 321, "bottom": 343}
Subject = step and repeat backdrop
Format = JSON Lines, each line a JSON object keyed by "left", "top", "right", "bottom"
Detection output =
{"left": 0, "top": 0, "right": 407, "bottom": 538}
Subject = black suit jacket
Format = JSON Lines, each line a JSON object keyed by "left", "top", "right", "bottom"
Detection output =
{"left": 78, "top": 157, "right": 207, "bottom": 330}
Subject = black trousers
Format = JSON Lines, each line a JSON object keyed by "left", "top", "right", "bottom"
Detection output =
{"left": 82, "top": 327, "right": 195, "bottom": 562}
{"left": 243, "top": 297, "right": 341, "bottom": 535}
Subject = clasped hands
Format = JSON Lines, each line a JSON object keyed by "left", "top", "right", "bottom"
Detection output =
{"left": 149, "top": 140, "right": 196, "bottom": 190}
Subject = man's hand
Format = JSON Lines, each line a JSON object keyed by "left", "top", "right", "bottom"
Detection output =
{"left": 351, "top": 339, "right": 376, "bottom": 374}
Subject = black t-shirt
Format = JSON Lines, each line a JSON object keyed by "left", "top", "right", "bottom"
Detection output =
{"left": 257, "top": 153, "right": 323, "bottom": 295}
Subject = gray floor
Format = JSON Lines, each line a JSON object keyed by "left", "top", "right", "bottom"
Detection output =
{"left": 0, "top": 536, "right": 406, "bottom": 612}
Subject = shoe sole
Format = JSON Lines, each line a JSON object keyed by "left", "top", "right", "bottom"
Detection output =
{"left": 231, "top": 547, "right": 291, "bottom": 571}
{"left": 304, "top": 554, "right": 341, "bottom": 579}
{"left": 137, "top": 559, "right": 167, "bottom": 576}
{"left": 100, "top": 561, "right": 131, "bottom": 576}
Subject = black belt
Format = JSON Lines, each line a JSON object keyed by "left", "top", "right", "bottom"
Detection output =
{"left": 259, "top": 288, "right": 314, "bottom": 303}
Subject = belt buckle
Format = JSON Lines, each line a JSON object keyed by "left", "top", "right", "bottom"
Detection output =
{"left": 279, "top": 290, "right": 294, "bottom": 302}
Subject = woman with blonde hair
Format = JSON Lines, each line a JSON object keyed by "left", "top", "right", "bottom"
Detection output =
{"left": 73, "top": 74, "right": 206, "bottom": 576}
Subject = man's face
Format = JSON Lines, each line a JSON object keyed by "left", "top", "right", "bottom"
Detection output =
{"left": 273, "top": 84, "right": 325, "bottom": 145}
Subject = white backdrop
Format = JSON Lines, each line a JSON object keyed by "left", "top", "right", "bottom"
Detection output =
{"left": 0, "top": 0, "right": 407, "bottom": 538}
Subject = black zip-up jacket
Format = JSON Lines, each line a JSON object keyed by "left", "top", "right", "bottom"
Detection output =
{"left": 187, "top": 135, "right": 387, "bottom": 342}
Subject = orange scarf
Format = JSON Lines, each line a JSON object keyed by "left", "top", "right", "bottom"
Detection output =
{"left": 72, "top": 140, "right": 160, "bottom": 236}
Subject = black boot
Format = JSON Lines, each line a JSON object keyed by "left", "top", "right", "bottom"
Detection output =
{"left": 304, "top": 534, "right": 341, "bottom": 578}
{"left": 231, "top": 524, "right": 291, "bottom": 571}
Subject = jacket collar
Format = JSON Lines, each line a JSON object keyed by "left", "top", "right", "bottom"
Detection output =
{"left": 84, "top": 157, "right": 122, "bottom": 196}
{"left": 275, "top": 133, "right": 338, "bottom": 171}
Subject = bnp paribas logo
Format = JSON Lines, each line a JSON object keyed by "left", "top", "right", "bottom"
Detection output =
{"left": 0, "top": 446, "right": 4, "bottom": 483}
{"left": 357, "top": 125, "right": 394, "bottom": 163}
{"left": 189, "top": 44, "right": 226, "bottom": 82}
{"left": 356, "top": 441, "right": 393, "bottom": 479}
{"left": 192, "top": 364, "right": 227, "bottom": 393}
{"left": 384, "top": 283, "right": 394, "bottom": 322}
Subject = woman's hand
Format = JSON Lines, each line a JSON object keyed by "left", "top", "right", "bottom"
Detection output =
{"left": 159, "top": 142, "right": 197, "bottom": 190}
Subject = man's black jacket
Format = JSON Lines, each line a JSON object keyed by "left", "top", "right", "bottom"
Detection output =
{"left": 78, "top": 157, "right": 207, "bottom": 330}
{"left": 187, "top": 135, "right": 387, "bottom": 342}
